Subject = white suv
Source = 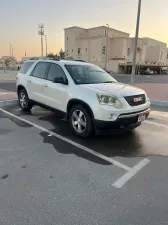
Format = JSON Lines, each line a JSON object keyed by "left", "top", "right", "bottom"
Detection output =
{"left": 16, "top": 59, "right": 150, "bottom": 137}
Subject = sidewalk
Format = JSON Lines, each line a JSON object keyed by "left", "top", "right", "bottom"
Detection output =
{"left": 136, "top": 83, "right": 168, "bottom": 106}
{"left": 0, "top": 88, "right": 18, "bottom": 107}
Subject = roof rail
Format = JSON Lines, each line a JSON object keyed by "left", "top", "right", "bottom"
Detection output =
{"left": 64, "top": 59, "right": 86, "bottom": 62}
{"left": 74, "top": 60, "right": 85, "bottom": 62}
{"left": 29, "top": 57, "right": 60, "bottom": 61}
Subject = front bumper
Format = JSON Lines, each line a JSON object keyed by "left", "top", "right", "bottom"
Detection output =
{"left": 94, "top": 108, "right": 150, "bottom": 133}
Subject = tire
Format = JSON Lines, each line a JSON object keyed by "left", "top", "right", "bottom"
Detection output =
{"left": 69, "top": 105, "right": 94, "bottom": 137}
{"left": 18, "top": 89, "right": 33, "bottom": 111}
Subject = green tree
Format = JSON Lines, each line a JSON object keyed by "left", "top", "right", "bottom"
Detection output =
{"left": 47, "top": 49, "right": 66, "bottom": 59}
{"left": 58, "top": 49, "right": 65, "bottom": 59}
{"left": 4, "top": 58, "right": 11, "bottom": 67}
{"left": 47, "top": 53, "right": 55, "bottom": 58}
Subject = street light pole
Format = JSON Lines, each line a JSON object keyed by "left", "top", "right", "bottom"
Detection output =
{"left": 11, "top": 47, "right": 13, "bottom": 57}
{"left": 105, "top": 24, "right": 109, "bottom": 71}
{"left": 44, "top": 35, "right": 48, "bottom": 56}
{"left": 38, "top": 24, "right": 44, "bottom": 57}
{"left": 131, "top": 0, "right": 142, "bottom": 84}
{"left": 9, "top": 42, "right": 12, "bottom": 56}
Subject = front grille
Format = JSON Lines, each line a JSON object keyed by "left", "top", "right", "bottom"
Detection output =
{"left": 124, "top": 94, "right": 146, "bottom": 106}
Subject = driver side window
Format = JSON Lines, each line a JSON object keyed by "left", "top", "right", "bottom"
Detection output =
{"left": 47, "top": 63, "right": 66, "bottom": 81}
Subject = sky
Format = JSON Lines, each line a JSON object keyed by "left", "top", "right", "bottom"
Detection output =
{"left": 0, "top": 0, "right": 168, "bottom": 60}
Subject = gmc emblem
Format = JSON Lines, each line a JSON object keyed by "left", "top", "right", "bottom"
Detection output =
{"left": 133, "top": 97, "right": 143, "bottom": 102}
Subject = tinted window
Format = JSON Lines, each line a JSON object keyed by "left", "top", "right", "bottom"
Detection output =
{"left": 20, "top": 62, "right": 34, "bottom": 74}
{"left": 47, "top": 63, "right": 66, "bottom": 81}
{"left": 31, "top": 62, "right": 49, "bottom": 79}
{"left": 65, "top": 64, "right": 117, "bottom": 85}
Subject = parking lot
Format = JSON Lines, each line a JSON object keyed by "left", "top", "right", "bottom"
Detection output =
{"left": 0, "top": 104, "right": 168, "bottom": 225}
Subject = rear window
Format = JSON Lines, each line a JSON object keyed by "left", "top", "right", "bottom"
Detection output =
{"left": 19, "top": 62, "right": 34, "bottom": 74}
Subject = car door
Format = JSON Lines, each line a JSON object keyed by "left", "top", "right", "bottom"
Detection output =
{"left": 42, "top": 63, "right": 68, "bottom": 112}
{"left": 27, "top": 62, "right": 50, "bottom": 103}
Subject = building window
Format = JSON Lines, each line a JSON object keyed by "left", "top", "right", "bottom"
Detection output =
{"left": 77, "top": 47, "right": 81, "bottom": 56}
{"left": 102, "top": 46, "right": 106, "bottom": 55}
{"left": 137, "top": 47, "right": 141, "bottom": 52}
{"left": 86, "top": 48, "right": 87, "bottom": 52}
{"left": 72, "top": 49, "right": 73, "bottom": 52}
{"left": 67, "top": 37, "right": 68, "bottom": 40}
{"left": 159, "top": 51, "right": 162, "bottom": 60}
{"left": 127, "top": 48, "right": 130, "bottom": 56}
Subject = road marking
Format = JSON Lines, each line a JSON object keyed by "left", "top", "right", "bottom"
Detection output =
{"left": 112, "top": 158, "right": 150, "bottom": 188}
{"left": 0, "top": 108, "right": 131, "bottom": 171}
{"left": 145, "top": 120, "right": 168, "bottom": 129}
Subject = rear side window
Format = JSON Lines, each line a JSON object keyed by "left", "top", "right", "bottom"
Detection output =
{"left": 31, "top": 62, "right": 50, "bottom": 79}
{"left": 19, "top": 62, "right": 34, "bottom": 74}
{"left": 47, "top": 63, "right": 66, "bottom": 81}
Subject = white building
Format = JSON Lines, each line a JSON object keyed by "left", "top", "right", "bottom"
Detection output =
{"left": 64, "top": 26, "right": 168, "bottom": 73}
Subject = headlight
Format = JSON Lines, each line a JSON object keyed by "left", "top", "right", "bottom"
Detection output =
{"left": 97, "top": 94, "right": 123, "bottom": 108}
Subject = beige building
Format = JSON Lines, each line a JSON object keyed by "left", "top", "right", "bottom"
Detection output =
{"left": 64, "top": 26, "right": 168, "bottom": 73}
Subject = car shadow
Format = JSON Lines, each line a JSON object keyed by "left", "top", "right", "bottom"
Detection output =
{"left": 38, "top": 113, "right": 143, "bottom": 165}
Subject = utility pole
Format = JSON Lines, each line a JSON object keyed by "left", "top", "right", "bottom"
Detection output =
{"left": 44, "top": 35, "right": 48, "bottom": 56}
{"left": 131, "top": 0, "right": 142, "bottom": 84}
{"left": 38, "top": 24, "right": 44, "bottom": 57}
{"left": 105, "top": 24, "right": 109, "bottom": 71}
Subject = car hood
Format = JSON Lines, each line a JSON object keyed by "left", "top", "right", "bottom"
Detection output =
{"left": 80, "top": 83, "right": 145, "bottom": 97}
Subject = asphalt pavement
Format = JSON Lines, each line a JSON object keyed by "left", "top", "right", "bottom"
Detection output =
{"left": 113, "top": 74, "right": 168, "bottom": 84}
{"left": 0, "top": 104, "right": 168, "bottom": 225}
{"left": 0, "top": 83, "right": 16, "bottom": 92}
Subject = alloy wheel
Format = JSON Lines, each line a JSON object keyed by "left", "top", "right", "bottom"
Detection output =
{"left": 19, "top": 91, "right": 27, "bottom": 109}
{"left": 72, "top": 110, "right": 87, "bottom": 133}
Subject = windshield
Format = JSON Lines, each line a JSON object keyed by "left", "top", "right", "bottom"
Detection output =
{"left": 65, "top": 64, "right": 117, "bottom": 85}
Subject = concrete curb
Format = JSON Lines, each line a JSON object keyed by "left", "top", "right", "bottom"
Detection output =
{"left": 0, "top": 99, "right": 18, "bottom": 107}
{"left": 150, "top": 99, "right": 168, "bottom": 107}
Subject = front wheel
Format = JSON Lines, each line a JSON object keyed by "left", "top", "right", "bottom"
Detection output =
{"left": 69, "top": 105, "right": 93, "bottom": 137}
{"left": 18, "top": 89, "right": 33, "bottom": 111}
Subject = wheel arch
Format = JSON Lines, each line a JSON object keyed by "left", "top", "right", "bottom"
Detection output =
{"left": 67, "top": 99, "right": 94, "bottom": 120}
{"left": 17, "top": 85, "right": 27, "bottom": 96}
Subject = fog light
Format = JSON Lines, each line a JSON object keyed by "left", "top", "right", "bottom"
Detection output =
{"left": 109, "top": 114, "right": 118, "bottom": 120}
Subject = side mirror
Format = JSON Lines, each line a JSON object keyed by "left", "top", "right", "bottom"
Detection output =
{"left": 53, "top": 77, "right": 68, "bottom": 85}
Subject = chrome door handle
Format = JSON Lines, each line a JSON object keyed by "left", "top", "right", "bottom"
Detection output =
{"left": 43, "top": 84, "right": 48, "bottom": 87}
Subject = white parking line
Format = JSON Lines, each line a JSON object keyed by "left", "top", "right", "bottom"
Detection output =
{"left": 0, "top": 108, "right": 131, "bottom": 171}
{"left": 112, "top": 158, "right": 150, "bottom": 188}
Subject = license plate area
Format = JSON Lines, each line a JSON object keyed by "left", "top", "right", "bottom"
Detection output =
{"left": 138, "top": 113, "right": 146, "bottom": 122}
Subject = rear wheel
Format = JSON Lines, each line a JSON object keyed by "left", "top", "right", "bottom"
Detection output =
{"left": 69, "top": 105, "right": 93, "bottom": 137}
{"left": 18, "top": 89, "right": 33, "bottom": 111}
